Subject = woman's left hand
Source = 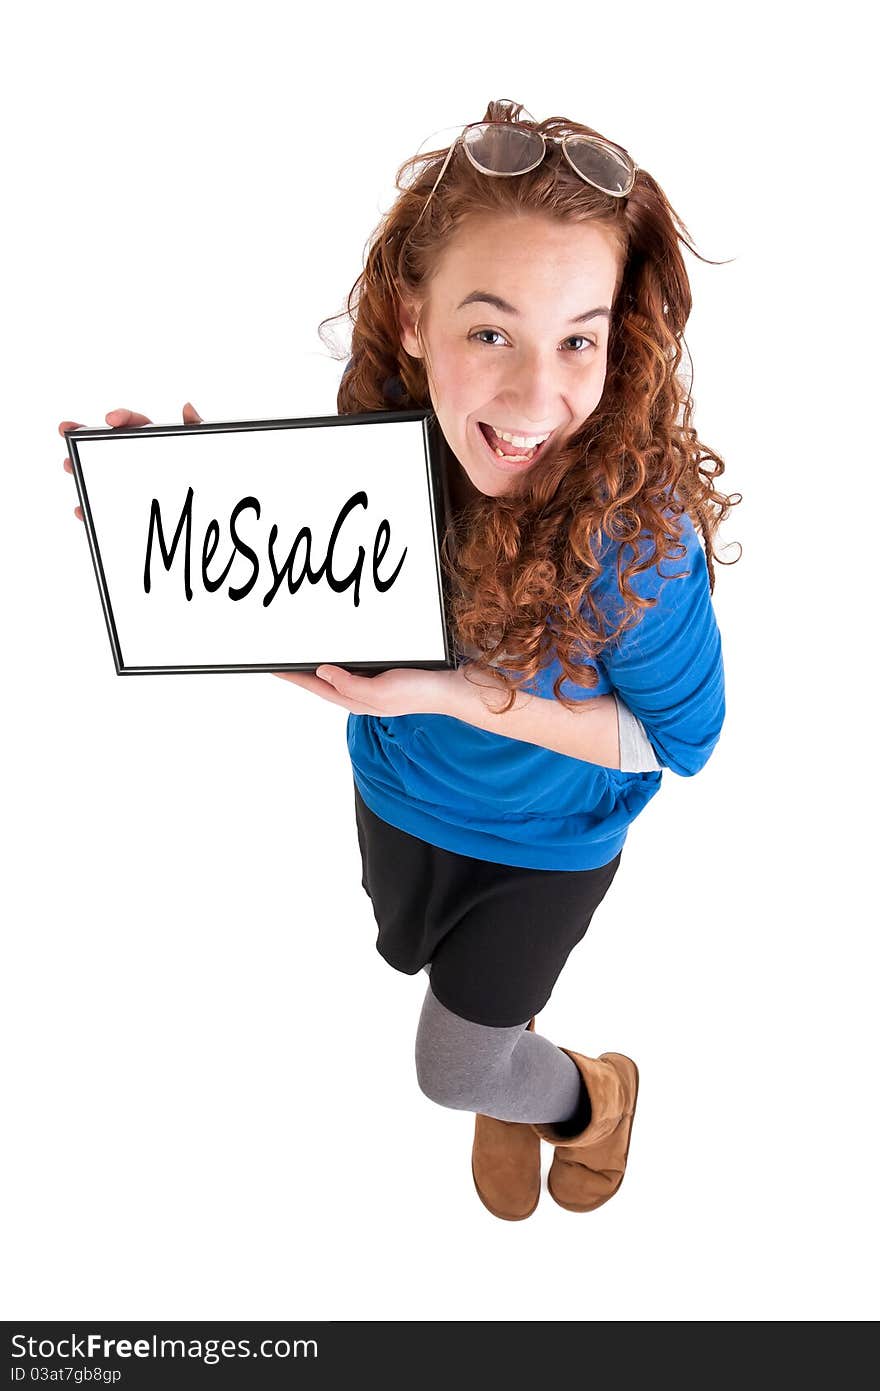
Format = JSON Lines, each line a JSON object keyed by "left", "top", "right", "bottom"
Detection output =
{"left": 272, "top": 663, "right": 471, "bottom": 718}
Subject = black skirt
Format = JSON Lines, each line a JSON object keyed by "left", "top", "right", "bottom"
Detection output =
{"left": 353, "top": 779, "right": 623, "bottom": 1027}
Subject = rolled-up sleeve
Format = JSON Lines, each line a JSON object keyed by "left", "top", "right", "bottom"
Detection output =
{"left": 591, "top": 513, "right": 726, "bottom": 777}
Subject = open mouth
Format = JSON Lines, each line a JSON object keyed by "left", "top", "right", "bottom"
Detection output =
{"left": 477, "top": 421, "right": 553, "bottom": 468}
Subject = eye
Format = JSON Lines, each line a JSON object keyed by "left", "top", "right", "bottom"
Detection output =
{"left": 469, "top": 329, "right": 507, "bottom": 347}
{"left": 469, "top": 329, "right": 598, "bottom": 352}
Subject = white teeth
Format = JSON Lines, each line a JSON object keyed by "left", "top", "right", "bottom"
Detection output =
{"left": 493, "top": 445, "right": 537, "bottom": 461}
{"left": 486, "top": 424, "right": 550, "bottom": 448}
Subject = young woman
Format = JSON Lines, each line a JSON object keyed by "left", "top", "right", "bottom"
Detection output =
{"left": 60, "top": 98, "right": 737, "bottom": 1222}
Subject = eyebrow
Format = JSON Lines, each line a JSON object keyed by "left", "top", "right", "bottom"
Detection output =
{"left": 456, "top": 290, "right": 611, "bottom": 323}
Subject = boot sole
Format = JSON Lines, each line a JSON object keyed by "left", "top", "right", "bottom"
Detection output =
{"left": 471, "top": 1157, "right": 540, "bottom": 1221}
{"left": 547, "top": 1057, "right": 640, "bottom": 1213}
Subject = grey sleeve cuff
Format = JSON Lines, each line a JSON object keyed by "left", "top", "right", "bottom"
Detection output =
{"left": 614, "top": 691, "right": 662, "bottom": 772}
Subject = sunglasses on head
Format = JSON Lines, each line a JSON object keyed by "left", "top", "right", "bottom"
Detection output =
{"left": 410, "top": 108, "right": 638, "bottom": 233}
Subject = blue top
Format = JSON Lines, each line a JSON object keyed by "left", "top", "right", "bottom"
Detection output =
{"left": 338, "top": 360, "right": 725, "bottom": 870}
{"left": 346, "top": 505, "right": 726, "bottom": 871}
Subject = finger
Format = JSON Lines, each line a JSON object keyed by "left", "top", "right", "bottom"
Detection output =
{"left": 182, "top": 401, "right": 203, "bottom": 424}
{"left": 271, "top": 670, "right": 376, "bottom": 715}
{"left": 66, "top": 454, "right": 83, "bottom": 517}
{"left": 315, "top": 664, "right": 369, "bottom": 697}
{"left": 106, "top": 408, "right": 153, "bottom": 428}
{"left": 312, "top": 666, "right": 387, "bottom": 716}
{"left": 272, "top": 671, "right": 328, "bottom": 691}
{"left": 58, "top": 420, "right": 85, "bottom": 436}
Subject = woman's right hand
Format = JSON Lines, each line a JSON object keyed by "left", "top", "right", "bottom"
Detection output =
{"left": 59, "top": 402, "right": 204, "bottom": 521}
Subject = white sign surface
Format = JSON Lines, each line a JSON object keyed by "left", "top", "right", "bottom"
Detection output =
{"left": 68, "top": 411, "right": 455, "bottom": 675}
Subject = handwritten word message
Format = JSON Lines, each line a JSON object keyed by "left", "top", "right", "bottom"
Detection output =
{"left": 144, "top": 486, "right": 407, "bottom": 608}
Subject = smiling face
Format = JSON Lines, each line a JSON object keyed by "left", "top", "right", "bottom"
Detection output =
{"left": 398, "top": 211, "right": 622, "bottom": 502}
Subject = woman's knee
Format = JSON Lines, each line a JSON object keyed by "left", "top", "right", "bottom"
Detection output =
{"left": 414, "top": 989, "right": 515, "bottom": 1110}
{"left": 415, "top": 1043, "right": 490, "bottom": 1110}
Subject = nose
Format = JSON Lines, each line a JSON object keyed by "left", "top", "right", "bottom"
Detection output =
{"left": 499, "top": 354, "right": 562, "bottom": 428}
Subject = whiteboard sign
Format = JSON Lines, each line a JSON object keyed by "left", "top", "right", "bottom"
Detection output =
{"left": 67, "top": 410, "right": 457, "bottom": 676}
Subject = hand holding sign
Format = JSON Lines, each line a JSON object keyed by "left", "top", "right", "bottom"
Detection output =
{"left": 272, "top": 660, "right": 472, "bottom": 717}
{"left": 60, "top": 402, "right": 204, "bottom": 521}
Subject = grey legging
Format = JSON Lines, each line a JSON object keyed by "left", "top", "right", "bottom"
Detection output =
{"left": 414, "top": 964, "right": 586, "bottom": 1126}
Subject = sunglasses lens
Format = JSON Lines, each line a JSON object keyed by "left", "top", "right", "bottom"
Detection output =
{"left": 564, "top": 136, "right": 634, "bottom": 194}
{"left": 463, "top": 124, "right": 545, "bottom": 175}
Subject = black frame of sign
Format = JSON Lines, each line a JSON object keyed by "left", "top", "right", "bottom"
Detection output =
{"left": 65, "top": 408, "right": 460, "bottom": 677}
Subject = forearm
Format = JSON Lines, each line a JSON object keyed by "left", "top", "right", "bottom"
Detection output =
{"left": 444, "top": 666, "right": 622, "bottom": 770}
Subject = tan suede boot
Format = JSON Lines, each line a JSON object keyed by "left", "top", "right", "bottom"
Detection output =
{"left": 530, "top": 1050, "right": 639, "bottom": 1213}
{"left": 471, "top": 1017, "right": 541, "bottom": 1221}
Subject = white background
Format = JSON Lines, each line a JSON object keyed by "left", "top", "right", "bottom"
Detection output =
{"left": 3, "top": 0, "right": 876, "bottom": 1325}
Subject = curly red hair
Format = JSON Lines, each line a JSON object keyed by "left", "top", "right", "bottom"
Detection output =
{"left": 319, "top": 98, "right": 741, "bottom": 712}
